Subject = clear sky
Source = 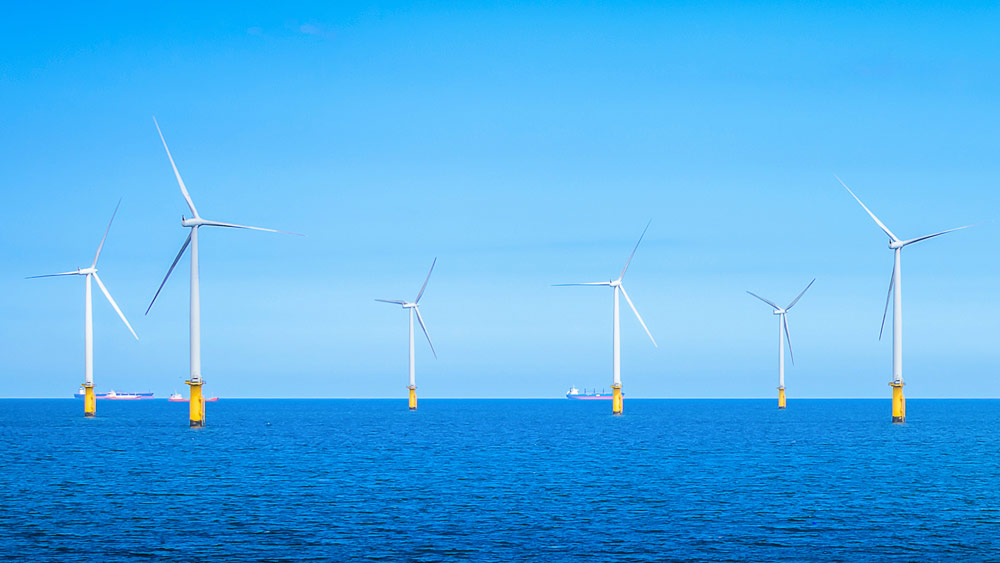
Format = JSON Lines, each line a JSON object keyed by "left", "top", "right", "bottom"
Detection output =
{"left": 2, "top": 1, "right": 998, "bottom": 398}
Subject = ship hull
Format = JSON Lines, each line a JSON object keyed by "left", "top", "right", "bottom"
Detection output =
{"left": 74, "top": 392, "right": 155, "bottom": 400}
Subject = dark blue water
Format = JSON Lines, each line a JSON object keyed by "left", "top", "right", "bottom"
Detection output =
{"left": 2, "top": 399, "right": 1000, "bottom": 562}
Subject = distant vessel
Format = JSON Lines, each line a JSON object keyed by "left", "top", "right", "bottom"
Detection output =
{"left": 565, "top": 386, "right": 615, "bottom": 400}
{"left": 169, "top": 392, "right": 218, "bottom": 402}
{"left": 74, "top": 388, "right": 154, "bottom": 400}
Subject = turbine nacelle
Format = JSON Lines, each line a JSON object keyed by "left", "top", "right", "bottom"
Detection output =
{"left": 375, "top": 299, "right": 417, "bottom": 309}
{"left": 182, "top": 217, "right": 214, "bottom": 228}
{"left": 180, "top": 215, "right": 301, "bottom": 234}
{"left": 772, "top": 309, "right": 786, "bottom": 316}
{"left": 182, "top": 217, "right": 262, "bottom": 229}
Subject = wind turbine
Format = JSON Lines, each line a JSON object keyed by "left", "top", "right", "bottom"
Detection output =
{"left": 838, "top": 175, "right": 973, "bottom": 423}
{"left": 146, "top": 118, "right": 301, "bottom": 427}
{"left": 376, "top": 259, "right": 438, "bottom": 410}
{"left": 555, "top": 222, "right": 657, "bottom": 415}
{"left": 747, "top": 279, "right": 815, "bottom": 409}
{"left": 27, "top": 201, "right": 139, "bottom": 417}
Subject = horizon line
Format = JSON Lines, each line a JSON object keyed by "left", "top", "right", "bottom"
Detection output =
{"left": 4, "top": 396, "right": 1000, "bottom": 400}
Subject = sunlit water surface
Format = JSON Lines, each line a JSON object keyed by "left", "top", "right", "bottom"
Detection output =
{"left": 2, "top": 399, "right": 1000, "bottom": 562}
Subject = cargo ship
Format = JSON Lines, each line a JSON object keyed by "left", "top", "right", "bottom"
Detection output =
{"left": 565, "top": 386, "right": 616, "bottom": 400}
{"left": 74, "top": 388, "right": 155, "bottom": 400}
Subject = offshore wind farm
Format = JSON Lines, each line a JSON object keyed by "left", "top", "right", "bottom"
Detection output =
{"left": 3, "top": 2, "right": 1000, "bottom": 562}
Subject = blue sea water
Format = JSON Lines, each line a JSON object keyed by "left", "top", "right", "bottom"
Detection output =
{"left": 2, "top": 398, "right": 1000, "bottom": 562}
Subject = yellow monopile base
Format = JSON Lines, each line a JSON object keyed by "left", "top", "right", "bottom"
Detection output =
{"left": 408, "top": 386, "right": 417, "bottom": 411}
{"left": 891, "top": 382, "right": 905, "bottom": 423}
{"left": 83, "top": 383, "right": 96, "bottom": 418}
{"left": 187, "top": 380, "right": 206, "bottom": 427}
{"left": 612, "top": 384, "right": 623, "bottom": 415}
{"left": 778, "top": 386, "right": 786, "bottom": 410}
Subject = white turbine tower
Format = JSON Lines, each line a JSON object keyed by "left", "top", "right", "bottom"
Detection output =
{"left": 747, "top": 279, "right": 815, "bottom": 409}
{"left": 377, "top": 258, "right": 438, "bottom": 411}
{"left": 838, "top": 175, "right": 973, "bottom": 423}
{"left": 555, "top": 222, "right": 657, "bottom": 415}
{"left": 146, "top": 118, "right": 301, "bottom": 427}
{"left": 27, "top": 201, "right": 139, "bottom": 417}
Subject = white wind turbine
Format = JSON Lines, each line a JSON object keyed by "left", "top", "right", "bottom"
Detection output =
{"left": 376, "top": 258, "right": 438, "bottom": 411}
{"left": 837, "top": 175, "right": 973, "bottom": 423}
{"left": 555, "top": 222, "right": 657, "bottom": 415}
{"left": 27, "top": 201, "right": 139, "bottom": 417}
{"left": 747, "top": 279, "right": 814, "bottom": 409}
{"left": 146, "top": 118, "right": 301, "bottom": 427}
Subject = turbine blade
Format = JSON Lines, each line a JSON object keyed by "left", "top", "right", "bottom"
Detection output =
{"left": 783, "top": 313, "right": 794, "bottom": 365}
{"left": 552, "top": 282, "right": 612, "bottom": 286}
{"left": 415, "top": 258, "right": 436, "bottom": 303}
{"left": 146, "top": 232, "right": 192, "bottom": 315}
{"left": 92, "top": 273, "right": 138, "bottom": 340}
{"left": 899, "top": 224, "right": 975, "bottom": 247}
{"left": 746, "top": 291, "right": 781, "bottom": 310}
{"left": 375, "top": 299, "right": 406, "bottom": 305}
{"left": 92, "top": 199, "right": 122, "bottom": 268}
{"left": 200, "top": 220, "right": 304, "bottom": 236}
{"left": 413, "top": 307, "right": 437, "bottom": 359}
{"left": 785, "top": 278, "right": 816, "bottom": 311}
{"left": 619, "top": 284, "right": 657, "bottom": 348}
{"left": 835, "top": 175, "right": 899, "bottom": 242}
{"left": 153, "top": 117, "right": 200, "bottom": 218}
{"left": 619, "top": 220, "right": 652, "bottom": 281}
{"left": 25, "top": 271, "right": 80, "bottom": 279}
{"left": 879, "top": 264, "right": 894, "bottom": 341}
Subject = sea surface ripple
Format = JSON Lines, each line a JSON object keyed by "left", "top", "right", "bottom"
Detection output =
{"left": 2, "top": 399, "right": 1000, "bottom": 562}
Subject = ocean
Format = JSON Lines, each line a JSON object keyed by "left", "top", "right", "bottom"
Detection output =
{"left": 2, "top": 398, "right": 999, "bottom": 562}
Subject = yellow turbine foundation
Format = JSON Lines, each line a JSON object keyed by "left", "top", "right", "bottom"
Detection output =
{"left": 612, "top": 384, "right": 623, "bottom": 415}
{"left": 408, "top": 386, "right": 417, "bottom": 410}
{"left": 187, "top": 380, "right": 206, "bottom": 427}
{"left": 83, "top": 383, "right": 96, "bottom": 418}
{"left": 777, "top": 386, "right": 786, "bottom": 410}
{"left": 891, "top": 382, "right": 905, "bottom": 423}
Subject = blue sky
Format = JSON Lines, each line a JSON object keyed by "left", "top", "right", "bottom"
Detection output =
{"left": 2, "top": 1, "right": 998, "bottom": 398}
